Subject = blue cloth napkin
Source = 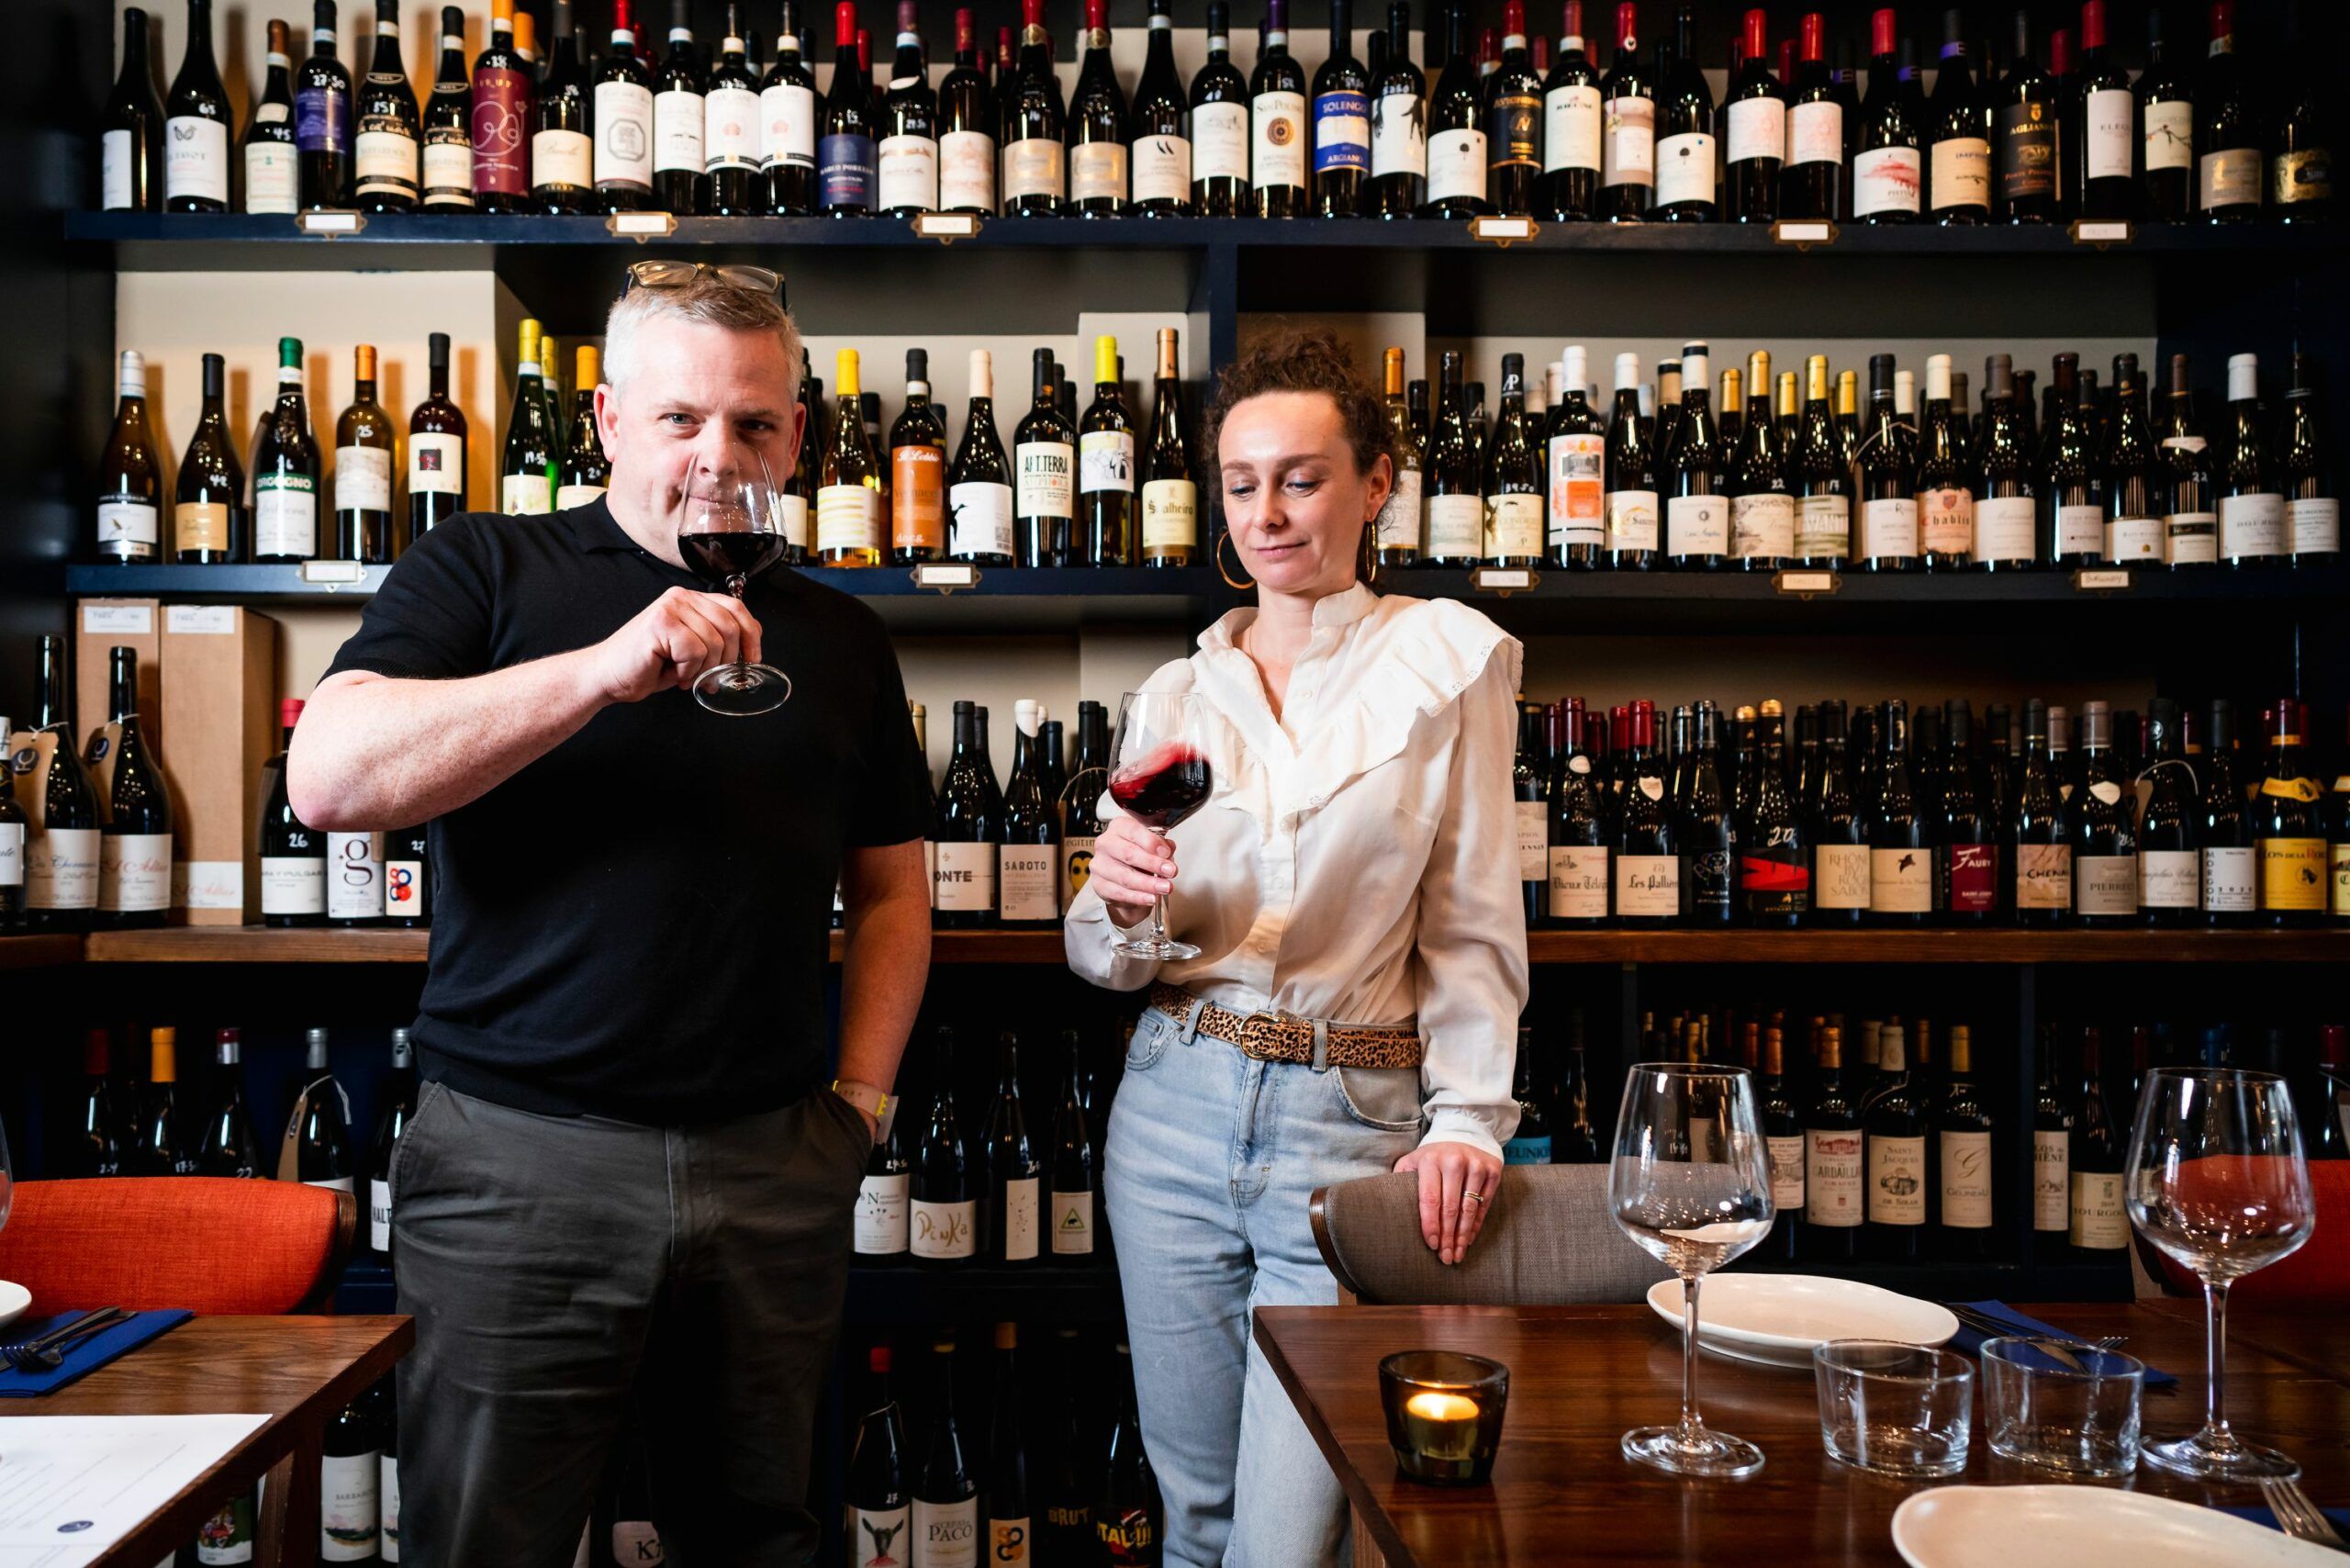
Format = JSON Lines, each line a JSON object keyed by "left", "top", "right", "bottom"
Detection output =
{"left": 0, "top": 1310, "right": 193, "bottom": 1396}
{"left": 1949, "top": 1300, "right": 2179, "bottom": 1388}
{"left": 2221, "top": 1505, "right": 2350, "bottom": 1536}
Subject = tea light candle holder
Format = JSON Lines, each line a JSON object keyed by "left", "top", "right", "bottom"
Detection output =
{"left": 1378, "top": 1350, "right": 1509, "bottom": 1485}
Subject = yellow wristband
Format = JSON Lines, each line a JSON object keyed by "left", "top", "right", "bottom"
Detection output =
{"left": 831, "top": 1079, "right": 890, "bottom": 1122}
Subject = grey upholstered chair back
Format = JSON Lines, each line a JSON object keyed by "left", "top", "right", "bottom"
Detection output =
{"left": 1309, "top": 1164, "right": 1673, "bottom": 1306}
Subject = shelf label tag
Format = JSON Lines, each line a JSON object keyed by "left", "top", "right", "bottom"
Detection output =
{"left": 297, "top": 210, "right": 364, "bottom": 237}
{"left": 297, "top": 560, "right": 368, "bottom": 587}
{"left": 913, "top": 212, "right": 981, "bottom": 243}
{"left": 1773, "top": 220, "right": 1836, "bottom": 247}
{"left": 913, "top": 562, "right": 979, "bottom": 592}
{"left": 2070, "top": 219, "right": 2133, "bottom": 247}
{"left": 607, "top": 212, "right": 677, "bottom": 241}
{"left": 2073, "top": 568, "right": 2132, "bottom": 591}
{"left": 164, "top": 605, "right": 238, "bottom": 634}
{"left": 1472, "top": 566, "right": 1537, "bottom": 593}
{"left": 81, "top": 602, "right": 155, "bottom": 634}
{"left": 1469, "top": 216, "right": 1537, "bottom": 247}
{"left": 1774, "top": 569, "right": 1841, "bottom": 596}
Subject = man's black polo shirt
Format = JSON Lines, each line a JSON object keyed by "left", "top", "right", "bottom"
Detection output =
{"left": 323, "top": 498, "right": 930, "bottom": 1122}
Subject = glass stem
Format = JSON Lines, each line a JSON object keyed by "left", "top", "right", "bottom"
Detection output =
{"left": 727, "top": 572, "right": 747, "bottom": 600}
{"left": 1679, "top": 1273, "right": 1705, "bottom": 1440}
{"left": 1148, "top": 826, "right": 1172, "bottom": 946}
{"left": 2201, "top": 1276, "right": 2232, "bottom": 1447}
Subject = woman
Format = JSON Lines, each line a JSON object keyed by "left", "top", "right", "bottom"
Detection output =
{"left": 1065, "top": 331, "right": 1529, "bottom": 1568}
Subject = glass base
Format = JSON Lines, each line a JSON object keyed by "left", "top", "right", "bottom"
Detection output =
{"left": 693, "top": 662, "right": 792, "bottom": 717}
{"left": 1112, "top": 934, "right": 1202, "bottom": 960}
{"left": 2141, "top": 1428, "right": 2301, "bottom": 1482}
{"left": 1621, "top": 1424, "right": 1765, "bottom": 1479}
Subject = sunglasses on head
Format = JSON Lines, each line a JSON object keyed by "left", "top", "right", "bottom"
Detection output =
{"left": 624, "top": 260, "right": 787, "bottom": 305}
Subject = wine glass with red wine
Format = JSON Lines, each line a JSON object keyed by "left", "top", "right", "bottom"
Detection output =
{"left": 677, "top": 448, "right": 793, "bottom": 717}
{"left": 1106, "top": 690, "right": 1214, "bottom": 960}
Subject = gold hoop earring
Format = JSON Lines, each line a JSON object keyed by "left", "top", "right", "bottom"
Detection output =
{"left": 1360, "top": 517, "right": 1381, "bottom": 587}
{"left": 1214, "top": 529, "right": 1256, "bottom": 591}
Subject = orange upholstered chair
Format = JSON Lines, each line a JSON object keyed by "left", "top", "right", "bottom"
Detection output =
{"left": 2148, "top": 1159, "right": 2350, "bottom": 1306}
{"left": 0, "top": 1178, "right": 356, "bottom": 1315}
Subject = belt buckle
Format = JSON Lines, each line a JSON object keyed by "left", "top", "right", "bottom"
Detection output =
{"left": 1239, "top": 1010, "right": 1299, "bottom": 1061}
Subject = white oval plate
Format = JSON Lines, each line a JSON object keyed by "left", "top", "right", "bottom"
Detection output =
{"left": 1646, "top": 1273, "right": 1960, "bottom": 1369}
{"left": 1893, "top": 1484, "right": 2340, "bottom": 1567}
{"left": 0, "top": 1282, "right": 30, "bottom": 1333}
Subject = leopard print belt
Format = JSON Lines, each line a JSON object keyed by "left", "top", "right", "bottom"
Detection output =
{"left": 1147, "top": 984, "right": 1426, "bottom": 1070}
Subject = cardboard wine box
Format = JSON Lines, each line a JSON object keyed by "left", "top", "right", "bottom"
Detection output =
{"left": 74, "top": 599, "right": 163, "bottom": 747}
{"left": 158, "top": 605, "right": 280, "bottom": 924}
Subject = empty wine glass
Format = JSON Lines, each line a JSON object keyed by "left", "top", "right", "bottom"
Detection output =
{"left": 1106, "top": 690, "right": 1214, "bottom": 960}
{"left": 1608, "top": 1063, "right": 1776, "bottom": 1478}
{"left": 2126, "top": 1066, "right": 2316, "bottom": 1481}
{"left": 677, "top": 446, "right": 794, "bottom": 717}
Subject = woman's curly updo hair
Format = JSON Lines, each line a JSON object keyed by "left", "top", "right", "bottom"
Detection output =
{"left": 1203, "top": 328, "right": 1394, "bottom": 481}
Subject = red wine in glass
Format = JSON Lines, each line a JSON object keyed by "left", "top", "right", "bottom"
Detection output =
{"left": 1107, "top": 744, "right": 1214, "bottom": 831}
{"left": 1106, "top": 691, "right": 1208, "bottom": 960}
{"left": 680, "top": 530, "right": 789, "bottom": 584}
{"left": 678, "top": 457, "right": 794, "bottom": 717}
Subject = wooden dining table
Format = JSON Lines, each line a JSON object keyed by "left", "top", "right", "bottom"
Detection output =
{"left": 1254, "top": 1300, "right": 2350, "bottom": 1567}
{"left": 12, "top": 1314, "right": 413, "bottom": 1568}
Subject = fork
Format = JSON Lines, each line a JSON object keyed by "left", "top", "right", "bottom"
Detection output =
{"left": 1940, "top": 1305, "right": 2123, "bottom": 1372}
{"left": 2260, "top": 1476, "right": 2349, "bottom": 1551}
{"left": 10, "top": 1310, "right": 129, "bottom": 1372}
{"left": 0, "top": 1308, "right": 125, "bottom": 1372}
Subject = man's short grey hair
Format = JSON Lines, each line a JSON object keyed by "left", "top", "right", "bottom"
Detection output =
{"left": 601, "top": 271, "right": 803, "bottom": 401}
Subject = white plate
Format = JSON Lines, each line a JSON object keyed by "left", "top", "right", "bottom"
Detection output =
{"left": 0, "top": 1282, "right": 28, "bottom": 1333}
{"left": 1893, "top": 1484, "right": 2340, "bottom": 1567}
{"left": 1645, "top": 1273, "right": 1960, "bottom": 1369}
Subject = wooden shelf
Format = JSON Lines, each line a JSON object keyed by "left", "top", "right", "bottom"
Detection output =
{"left": 84, "top": 925, "right": 431, "bottom": 962}
{"left": 0, "top": 935, "right": 84, "bottom": 969}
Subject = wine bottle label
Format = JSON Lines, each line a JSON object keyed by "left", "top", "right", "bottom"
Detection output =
{"left": 1777, "top": 100, "right": 1839, "bottom": 168}
{"left": 2014, "top": 842, "right": 2072, "bottom": 909}
{"left": 2083, "top": 88, "right": 2132, "bottom": 182}
{"left": 1050, "top": 1188, "right": 1095, "bottom": 1253}
{"left": 2276, "top": 149, "right": 2331, "bottom": 205}
{"left": 2261, "top": 836, "right": 2327, "bottom": 912}
{"left": 1544, "top": 84, "right": 1601, "bottom": 172}
{"left": 96, "top": 495, "right": 161, "bottom": 557}
{"left": 2289, "top": 498, "right": 2341, "bottom": 556}
{"left": 1427, "top": 128, "right": 1487, "bottom": 203}
{"left": 98, "top": 832, "right": 172, "bottom": 913}
{"left": 1129, "top": 132, "right": 1190, "bottom": 205}
{"left": 1939, "top": 1131, "right": 1993, "bottom": 1228}
{"left": 1602, "top": 94, "right": 1654, "bottom": 185}
{"left": 1687, "top": 849, "right": 1732, "bottom": 913}
{"left": 1615, "top": 853, "right": 1679, "bottom": 916}
{"left": 1763, "top": 1133, "right": 1805, "bottom": 1211}
{"left": 1193, "top": 101, "right": 1249, "bottom": 182}
{"left": 1079, "top": 431, "right": 1136, "bottom": 495}
{"left": 1313, "top": 90, "right": 1371, "bottom": 174}
{"left": 1606, "top": 488, "right": 1659, "bottom": 552}
{"left": 297, "top": 84, "right": 352, "bottom": 155}
{"left": 2199, "top": 146, "right": 2259, "bottom": 210}
{"left": 470, "top": 66, "right": 532, "bottom": 194}
{"left": 818, "top": 484, "right": 883, "bottom": 554}
{"left": 355, "top": 118, "right": 421, "bottom": 199}
{"left": 2075, "top": 854, "right": 2137, "bottom": 916}
{"left": 328, "top": 832, "right": 385, "bottom": 920}
{"left": 1796, "top": 493, "right": 1850, "bottom": 559}
{"left": 855, "top": 1172, "right": 910, "bottom": 1253}
{"left": 532, "top": 129, "right": 592, "bottom": 187}
{"left": 26, "top": 826, "right": 100, "bottom": 911}
{"left": 999, "top": 846, "right": 1059, "bottom": 921}
{"left": 654, "top": 86, "right": 705, "bottom": 174}
{"left": 761, "top": 83, "right": 818, "bottom": 168}
{"left": 386, "top": 857, "right": 424, "bottom": 919}
{"left": 2143, "top": 99, "right": 2191, "bottom": 172}
{"left": 2136, "top": 848, "right": 2198, "bottom": 908}
{"left": 1859, "top": 496, "right": 1917, "bottom": 560}
{"left": 1067, "top": 139, "right": 1127, "bottom": 206}
{"left": 1251, "top": 91, "right": 1307, "bottom": 189}
{"left": 1944, "top": 843, "right": 1997, "bottom": 914}
{"left": 380, "top": 1461, "right": 403, "bottom": 1564}
{"left": 1513, "top": 800, "right": 1548, "bottom": 881}
{"left": 848, "top": 1504, "right": 911, "bottom": 1568}
{"left": 1487, "top": 492, "right": 1543, "bottom": 558}
{"left": 336, "top": 445, "right": 394, "bottom": 515}
{"left": 1868, "top": 1134, "right": 1928, "bottom": 1226}
{"left": 1852, "top": 143, "right": 1921, "bottom": 215}
{"left": 2032, "top": 1129, "right": 2068, "bottom": 1229}
{"left": 1809, "top": 843, "right": 1870, "bottom": 910}
{"left": 255, "top": 476, "right": 319, "bottom": 556}
{"left": 2069, "top": 1170, "right": 2128, "bottom": 1249}
{"left": 196, "top": 1495, "right": 256, "bottom": 1563}
{"left": 407, "top": 432, "right": 463, "bottom": 496}
{"left": 2201, "top": 844, "right": 2255, "bottom": 912}
{"left": 593, "top": 81, "right": 656, "bottom": 189}
{"left": 166, "top": 115, "right": 230, "bottom": 204}
{"left": 1547, "top": 845, "right": 1609, "bottom": 919}
{"left": 2334, "top": 842, "right": 2350, "bottom": 917}
{"left": 932, "top": 840, "right": 997, "bottom": 911}
{"left": 369, "top": 1175, "right": 393, "bottom": 1252}
{"left": 1375, "top": 467, "right": 1423, "bottom": 553}
{"left": 423, "top": 133, "right": 475, "bottom": 205}
{"left": 1665, "top": 493, "right": 1727, "bottom": 557}
{"left": 999, "top": 1175, "right": 1040, "bottom": 1260}
{"left": 1867, "top": 846, "right": 1930, "bottom": 913}
{"left": 1425, "top": 493, "right": 1483, "bottom": 557}
{"left": 2106, "top": 512, "right": 2163, "bottom": 563}
{"left": 873, "top": 131, "right": 938, "bottom": 210}
{"left": 1930, "top": 135, "right": 1990, "bottom": 209}
{"left": 891, "top": 445, "right": 946, "bottom": 551}
{"left": 913, "top": 1495, "right": 979, "bottom": 1568}
{"left": 1061, "top": 834, "right": 1097, "bottom": 901}
{"left": 1804, "top": 1128, "right": 1863, "bottom": 1227}
{"left": 910, "top": 1196, "right": 976, "bottom": 1258}
{"left": 2052, "top": 501, "right": 2102, "bottom": 557}
{"left": 939, "top": 129, "right": 997, "bottom": 210}
{"left": 1995, "top": 102, "right": 2056, "bottom": 203}
{"left": 1487, "top": 92, "right": 1540, "bottom": 173}
{"left": 1547, "top": 432, "right": 1605, "bottom": 548}
{"left": 1015, "top": 442, "right": 1075, "bottom": 518}
{"left": 262, "top": 856, "right": 327, "bottom": 915}
{"left": 245, "top": 140, "right": 299, "bottom": 213}
{"left": 319, "top": 1450, "right": 381, "bottom": 1562}
{"left": 101, "top": 128, "right": 134, "bottom": 209}
{"left": 1503, "top": 1134, "right": 1551, "bottom": 1166}
{"left": 501, "top": 473, "right": 552, "bottom": 516}
{"left": 1655, "top": 130, "right": 1717, "bottom": 206}
{"left": 776, "top": 492, "right": 811, "bottom": 549}
{"left": 2165, "top": 508, "right": 2218, "bottom": 564}
{"left": 1738, "top": 843, "right": 1808, "bottom": 910}
{"left": 1730, "top": 492, "right": 1794, "bottom": 561}
{"left": 1370, "top": 88, "right": 1427, "bottom": 178}
{"left": 1726, "top": 96, "right": 1785, "bottom": 167}
{"left": 818, "top": 131, "right": 878, "bottom": 207}
{"left": 948, "top": 480, "right": 1015, "bottom": 557}
{"left": 990, "top": 1516, "right": 1033, "bottom": 1566}
{"left": 0, "top": 822, "right": 21, "bottom": 890}
{"left": 2219, "top": 492, "right": 2285, "bottom": 558}
{"left": 1142, "top": 479, "right": 1197, "bottom": 550}
{"left": 1919, "top": 487, "right": 1974, "bottom": 556}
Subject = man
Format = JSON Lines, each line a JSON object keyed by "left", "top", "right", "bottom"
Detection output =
{"left": 291, "top": 263, "right": 932, "bottom": 1565}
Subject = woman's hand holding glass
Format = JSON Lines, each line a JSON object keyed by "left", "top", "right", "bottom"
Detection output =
{"left": 1084, "top": 813, "right": 1181, "bottom": 931}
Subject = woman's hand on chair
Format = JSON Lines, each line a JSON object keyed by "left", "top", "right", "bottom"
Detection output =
{"left": 1393, "top": 1141, "right": 1502, "bottom": 1266}
{"left": 1087, "top": 815, "right": 1180, "bottom": 930}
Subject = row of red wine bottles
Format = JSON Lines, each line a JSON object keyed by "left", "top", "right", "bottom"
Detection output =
{"left": 99, "top": 0, "right": 2334, "bottom": 226}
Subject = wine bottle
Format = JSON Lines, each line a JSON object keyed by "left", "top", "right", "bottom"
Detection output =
{"left": 758, "top": 4, "right": 818, "bottom": 214}
{"left": 2281, "top": 353, "right": 2339, "bottom": 566}
{"left": 1483, "top": 354, "right": 1544, "bottom": 567}
{"left": 1482, "top": 1, "right": 1542, "bottom": 218}
{"left": 1867, "top": 699, "right": 1930, "bottom": 924}
{"left": 645, "top": 0, "right": 707, "bottom": 215}
{"left": 89, "top": 647, "right": 173, "bottom": 930}
{"left": 1751, "top": 1023, "right": 1802, "bottom": 1255}
{"left": 914, "top": 1337, "right": 980, "bottom": 1564}
{"left": 1188, "top": 2, "right": 1249, "bottom": 218}
{"left": 1930, "top": 700, "right": 1995, "bottom": 923}
{"left": 845, "top": 1347, "right": 912, "bottom": 1562}
{"left": 394, "top": 332, "right": 466, "bottom": 541}
{"left": 532, "top": 0, "right": 592, "bottom": 213}
{"left": 1712, "top": 7, "right": 1780, "bottom": 224}
{"left": 1066, "top": 0, "right": 1127, "bottom": 217}
{"left": 845, "top": 1078, "right": 908, "bottom": 1269}
{"left": 1913, "top": 353, "right": 1974, "bottom": 567}
{"left": 1078, "top": 337, "right": 1136, "bottom": 567}
{"left": 980, "top": 1031, "right": 1041, "bottom": 1266}
{"left": 1596, "top": 352, "right": 1659, "bottom": 569}
{"left": 947, "top": 351, "right": 1014, "bottom": 566}
{"left": 1660, "top": 345, "right": 1725, "bottom": 568}
{"left": 290, "top": 1027, "right": 354, "bottom": 1190}
{"left": 1646, "top": 2, "right": 1713, "bottom": 220}
{"left": 2135, "top": 697, "right": 2200, "bottom": 923}
{"left": 1304, "top": 0, "right": 1369, "bottom": 218}
{"left": 320, "top": 1389, "right": 383, "bottom": 1562}
{"left": 1014, "top": 351, "right": 1077, "bottom": 567}
{"left": 1924, "top": 12, "right": 1987, "bottom": 222}
{"left": 1061, "top": 700, "right": 1108, "bottom": 909}
{"left": 103, "top": 7, "right": 164, "bottom": 212}
{"left": 163, "top": 0, "right": 232, "bottom": 212}
{"left": 2068, "top": 1026, "right": 2128, "bottom": 1260}
{"left": 1851, "top": 7, "right": 1921, "bottom": 223}
{"left": 1597, "top": 1, "right": 1654, "bottom": 219}
{"left": 2271, "top": 0, "right": 2330, "bottom": 218}
{"left": 297, "top": 0, "right": 354, "bottom": 208}
{"left": 1002, "top": 0, "right": 1065, "bottom": 215}
{"left": 1047, "top": 1030, "right": 1100, "bottom": 1257}
{"left": 1615, "top": 700, "right": 1679, "bottom": 923}
{"left": 2154, "top": 352, "right": 2216, "bottom": 566}
{"left": 999, "top": 702, "right": 1060, "bottom": 927}
{"left": 1136, "top": 329, "right": 1197, "bottom": 568}
{"left": 2064, "top": 0, "right": 2132, "bottom": 222}
{"left": 1541, "top": 345, "right": 1603, "bottom": 567}
{"left": 2123, "top": 6, "right": 2191, "bottom": 223}
{"left": 332, "top": 345, "right": 396, "bottom": 564}
{"left": 259, "top": 699, "right": 327, "bottom": 928}
{"left": 241, "top": 18, "right": 301, "bottom": 215}
{"left": 326, "top": 819, "right": 384, "bottom": 926}
{"left": 498, "top": 319, "right": 554, "bottom": 517}
{"left": 1246, "top": 0, "right": 1308, "bottom": 218}
{"left": 1854, "top": 353, "right": 1916, "bottom": 570}
{"left": 1097, "top": 1344, "right": 1161, "bottom": 1567}
{"left": 890, "top": 349, "right": 946, "bottom": 565}
{"left": 2191, "top": 699, "right": 2251, "bottom": 925}
{"left": 1773, "top": 9, "right": 1839, "bottom": 220}
{"left": 1501, "top": 1025, "right": 1552, "bottom": 1164}
{"left": 593, "top": 0, "right": 656, "bottom": 211}
{"left": 2193, "top": 0, "right": 2259, "bottom": 221}
{"left": 2065, "top": 700, "right": 2137, "bottom": 924}
{"left": 1542, "top": 700, "right": 1609, "bottom": 924}
{"left": 2038, "top": 353, "right": 2100, "bottom": 566}
{"left": 1728, "top": 350, "right": 1793, "bottom": 569}
{"left": 466, "top": 0, "right": 530, "bottom": 213}
{"left": 1965, "top": 353, "right": 2033, "bottom": 568}
{"left": 97, "top": 351, "right": 163, "bottom": 565}
{"left": 1421, "top": 1, "right": 1487, "bottom": 218}
{"left": 1421, "top": 352, "right": 1481, "bottom": 566}
{"left": 1365, "top": 0, "right": 1427, "bottom": 218}
{"left": 820, "top": 348, "right": 885, "bottom": 566}
{"left": 352, "top": 0, "right": 420, "bottom": 214}
{"left": 1863, "top": 1021, "right": 1927, "bottom": 1260}
{"left": 922, "top": 6, "right": 991, "bottom": 217}
{"left": 1534, "top": 2, "right": 1599, "bottom": 219}
{"left": 0, "top": 737, "right": 25, "bottom": 931}
{"left": 408, "top": 5, "right": 474, "bottom": 213}
{"left": 1505, "top": 700, "right": 1550, "bottom": 924}
{"left": 934, "top": 701, "right": 1002, "bottom": 926}
{"left": 130, "top": 1026, "right": 191, "bottom": 1176}
{"left": 196, "top": 1028, "right": 263, "bottom": 1178}
{"left": 1731, "top": 700, "right": 1804, "bottom": 924}
{"left": 1680, "top": 701, "right": 1734, "bottom": 924}
{"left": 911, "top": 1028, "right": 977, "bottom": 1264}
{"left": 24, "top": 638, "right": 100, "bottom": 935}
{"left": 979, "top": 1324, "right": 1032, "bottom": 1566}
{"left": 75, "top": 1030, "right": 127, "bottom": 1175}
{"left": 1992, "top": 10, "right": 2058, "bottom": 222}
{"left": 1787, "top": 353, "right": 1848, "bottom": 566}
{"left": 366, "top": 1030, "right": 416, "bottom": 1258}
{"left": 1801, "top": 1022, "right": 1862, "bottom": 1257}
{"left": 2256, "top": 695, "right": 2326, "bottom": 926}
{"left": 857, "top": 1, "right": 933, "bottom": 217}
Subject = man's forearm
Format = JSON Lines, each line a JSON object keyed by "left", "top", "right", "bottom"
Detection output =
{"left": 288, "top": 651, "right": 607, "bottom": 831}
{"left": 835, "top": 883, "right": 931, "bottom": 1094}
